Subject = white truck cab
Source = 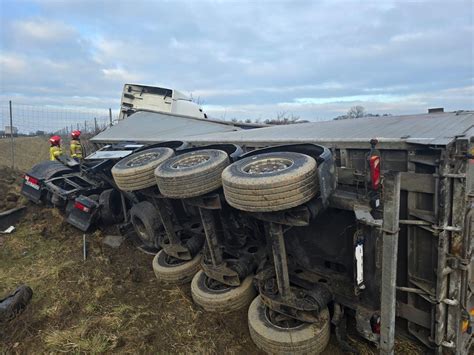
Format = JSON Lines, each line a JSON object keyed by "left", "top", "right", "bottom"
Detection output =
{"left": 119, "top": 84, "right": 206, "bottom": 120}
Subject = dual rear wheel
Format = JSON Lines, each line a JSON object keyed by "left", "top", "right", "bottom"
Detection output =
{"left": 248, "top": 296, "right": 330, "bottom": 355}
{"left": 154, "top": 149, "right": 229, "bottom": 198}
{"left": 152, "top": 149, "right": 231, "bottom": 284}
{"left": 191, "top": 270, "right": 256, "bottom": 313}
{"left": 112, "top": 147, "right": 175, "bottom": 191}
{"left": 117, "top": 148, "right": 329, "bottom": 353}
{"left": 222, "top": 152, "right": 328, "bottom": 353}
{"left": 222, "top": 152, "right": 319, "bottom": 212}
{"left": 152, "top": 250, "right": 202, "bottom": 284}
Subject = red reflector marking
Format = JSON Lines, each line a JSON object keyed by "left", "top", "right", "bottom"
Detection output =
{"left": 369, "top": 155, "right": 381, "bottom": 190}
{"left": 24, "top": 175, "right": 40, "bottom": 190}
{"left": 74, "top": 201, "right": 90, "bottom": 213}
{"left": 373, "top": 321, "right": 381, "bottom": 334}
{"left": 370, "top": 314, "right": 381, "bottom": 334}
{"left": 25, "top": 175, "right": 39, "bottom": 185}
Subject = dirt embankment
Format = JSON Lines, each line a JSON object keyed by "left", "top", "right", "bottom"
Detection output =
{"left": 0, "top": 167, "right": 25, "bottom": 212}
{"left": 0, "top": 165, "right": 423, "bottom": 354}
{"left": 0, "top": 206, "right": 260, "bottom": 353}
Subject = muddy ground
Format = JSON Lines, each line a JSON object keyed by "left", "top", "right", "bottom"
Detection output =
{"left": 0, "top": 165, "right": 424, "bottom": 354}
{"left": 0, "top": 167, "right": 25, "bottom": 212}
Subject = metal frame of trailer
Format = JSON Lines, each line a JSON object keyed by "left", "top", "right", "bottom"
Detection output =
{"left": 173, "top": 111, "right": 472, "bottom": 354}
{"left": 39, "top": 108, "right": 474, "bottom": 353}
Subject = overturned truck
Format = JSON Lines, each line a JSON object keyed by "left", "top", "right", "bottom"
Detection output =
{"left": 22, "top": 97, "right": 473, "bottom": 354}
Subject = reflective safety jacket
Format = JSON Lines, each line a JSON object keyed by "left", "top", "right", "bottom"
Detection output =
{"left": 70, "top": 139, "right": 83, "bottom": 159}
{"left": 49, "top": 146, "right": 63, "bottom": 161}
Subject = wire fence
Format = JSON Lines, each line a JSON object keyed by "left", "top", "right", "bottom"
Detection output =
{"left": 0, "top": 101, "right": 120, "bottom": 170}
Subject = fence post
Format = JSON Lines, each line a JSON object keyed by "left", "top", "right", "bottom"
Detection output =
{"left": 9, "top": 100, "right": 15, "bottom": 169}
{"left": 109, "top": 108, "right": 113, "bottom": 127}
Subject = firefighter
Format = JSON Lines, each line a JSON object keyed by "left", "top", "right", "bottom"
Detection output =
{"left": 49, "top": 135, "right": 63, "bottom": 161}
{"left": 70, "top": 130, "right": 83, "bottom": 160}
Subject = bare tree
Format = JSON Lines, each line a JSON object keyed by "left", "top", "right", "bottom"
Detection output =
{"left": 264, "top": 111, "right": 307, "bottom": 125}
{"left": 347, "top": 106, "right": 366, "bottom": 119}
{"left": 334, "top": 106, "right": 391, "bottom": 120}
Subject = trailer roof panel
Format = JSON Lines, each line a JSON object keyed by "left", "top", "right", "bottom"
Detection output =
{"left": 184, "top": 111, "right": 474, "bottom": 146}
{"left": 90, "top": 110, "right": 242, "bottom": 143}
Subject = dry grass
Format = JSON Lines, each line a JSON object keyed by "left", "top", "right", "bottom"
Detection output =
{"left": 0, "top": 154, "right": 425, "bottom": 354}
{"left": 0, "top": 136, "right": 50, "bottom": 172}
{"left": 0, "top": 203, "right": 262, "bottom": 353}
{"left": 0, "top": 203, "right": 425, "bottom": 354}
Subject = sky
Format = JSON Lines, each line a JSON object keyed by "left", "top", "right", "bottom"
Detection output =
{"left": 0, "top": 0, "right": 473, "bottom": 121}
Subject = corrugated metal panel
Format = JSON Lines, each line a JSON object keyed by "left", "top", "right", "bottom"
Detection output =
{"left": 184, "top": 111, "right": 474, "bottom": 146}
{"left": 91, "top": 110, "right": 241, "bottom": 143}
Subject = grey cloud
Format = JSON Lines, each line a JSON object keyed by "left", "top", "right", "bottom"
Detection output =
{"left": 0, "top": 0, "right": 472, "bottom": 121}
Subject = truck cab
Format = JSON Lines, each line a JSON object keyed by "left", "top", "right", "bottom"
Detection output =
{"left": 119, "top": 84, "right": 206, "bottom": 120}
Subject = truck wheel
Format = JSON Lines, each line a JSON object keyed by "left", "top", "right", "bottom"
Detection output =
{"left": 99, "top": 189, "right": 123, "bottom": 225}
{"left": 248, "top": 296, "right": 330, "bottom": 355}
{"left": 112, "top": 147, "right": 175, "bottom": 191}
{"left": 155, "top": 149, "right": 229, "bottom": 198}
{"left": 191, "top": 270, "right": 256, "bottom": 312}
{"left": 65, "top": 200, "right": 74, "bottom": 216}
{"left": 152, "top": 250, "right": 201, "bottom": 284}
{"left": 222, "top": 152, "right": 318, "bottom": 212}
{"left": 0, "top": 285, "right": 33, "bottom": 323}
{"left": 130, "top": 201, "right": 162, "bottom": 249}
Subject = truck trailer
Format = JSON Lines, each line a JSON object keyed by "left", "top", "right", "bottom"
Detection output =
{"left": 21, "top": 85, "right": 473, "bottom": 354}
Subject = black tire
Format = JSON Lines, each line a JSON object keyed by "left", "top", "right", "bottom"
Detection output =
{"left": 248, "top": 296, "right": 330, "bottom": 354}
{"left": 152, "top": 250, "right": 201, "bottom": 284}
{"left": 112, "top": 147, "right": 175, "bottom": 191}
{"left": 130, "top": 201, "right": 162, "bottom": 249}
{"left": 222, "top": 152, "right": 318, "bottom": 212}
{"left": 155, "top": 149, "right": 229, "bottom": 198}
{"left": 65, "top": 200, "right": 74, "bottom": 216}
{"left": 99, "top": 189, "right": 123, "bottom": 225}
{"left": 0, "top": 285, "right": 33, "bottom": 323}
{"left": 191, "top": 270, "right": 256, "bottom": 312}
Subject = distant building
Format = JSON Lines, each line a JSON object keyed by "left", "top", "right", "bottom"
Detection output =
{"left": 4, "top": 126, "right": 18, "bottom": 136}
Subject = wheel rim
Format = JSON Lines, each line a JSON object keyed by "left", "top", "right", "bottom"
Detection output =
{"left": 264, "top": 306, "right": 305, "bottom": 330}
{"left": 134, "top": 218, "right": 151, "bottom": 243}
{"left": 172, "top": 154, "right": 210, "bottom": 169}
{"left": 242, "top": 158, "right": 294, "bottom": 175}
{"left": 126, "top": 152, "right": 162, "bottom": 167}
{"left": 203, "top": 274, "right": 232, "bottom": 293}
{"left": 163, "top": 253, "right": 187, "bottom": 267}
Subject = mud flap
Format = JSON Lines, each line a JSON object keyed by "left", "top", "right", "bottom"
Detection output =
{"left": 67, "top": 195, "right": 99, "bottom": 232}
